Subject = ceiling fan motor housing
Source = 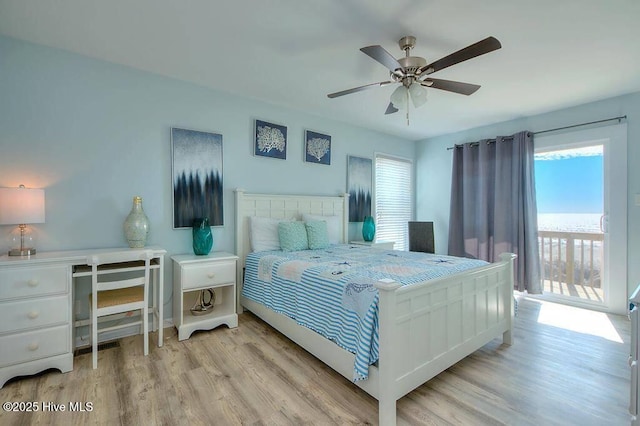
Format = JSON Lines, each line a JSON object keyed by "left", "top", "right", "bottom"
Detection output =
{"left": 393, "top": 56, "right": 427, "bottom": 86}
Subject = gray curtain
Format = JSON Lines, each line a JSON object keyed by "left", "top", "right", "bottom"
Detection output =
{"left": 448, "top": 131, "right": 541, "bottom": 293}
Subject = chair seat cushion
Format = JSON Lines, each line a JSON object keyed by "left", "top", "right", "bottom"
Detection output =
{"left": 90, "top": 286, "right": 145, "bottom": 308}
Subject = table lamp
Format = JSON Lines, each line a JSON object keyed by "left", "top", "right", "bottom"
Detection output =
{"left": 0, "top": 185, "right": 46, "bottom": 256}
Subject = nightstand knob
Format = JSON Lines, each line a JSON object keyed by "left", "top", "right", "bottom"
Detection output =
{"left": 27, "top": 279, "right": 39, "bottom": 287}
{"left": 28, "top": 342, "right": 39, "bottom": 351}
{"left": 27, "top": 311, "right": 39, "bottom": 319}
{"left": 207, "top": 273, "right": 215, "bottom": 279}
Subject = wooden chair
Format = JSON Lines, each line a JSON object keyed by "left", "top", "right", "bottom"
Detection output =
{"left": 87, "top": 249, "right": 154, "bottom": 369}
{"left": 408, "top": 221, "right": 435, "bottom": 254}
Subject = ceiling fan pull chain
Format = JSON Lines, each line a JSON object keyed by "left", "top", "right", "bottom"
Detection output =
{"left": 406, "top": 89, "right": 410, "bottom": 125}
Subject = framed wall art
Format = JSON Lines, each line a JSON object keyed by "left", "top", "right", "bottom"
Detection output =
{"left": 254, "top": 119, "right": 287, "bottom": 159}
{"left": 347, "top": 155, "right": 372, "bottom": 222}
{"left": 304, "top": 130, "right": 331, "bottom": 165}
{"left": 171, "top": 127, "right": 224, "bottom": 228}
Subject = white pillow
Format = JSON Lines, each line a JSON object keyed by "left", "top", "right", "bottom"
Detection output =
{"left": 302, "top": 214, "right": 342, "bottom": 244}
{"left": 250, "top": 216, "right": 291, "bottom": 252}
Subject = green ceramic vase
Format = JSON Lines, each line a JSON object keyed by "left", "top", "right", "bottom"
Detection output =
{"left": 192, "top": 217, "right": 213, "bottom": 255}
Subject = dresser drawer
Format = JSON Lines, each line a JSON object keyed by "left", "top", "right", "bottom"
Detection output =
{"left": 181, "top": 260, "right": 236, "bottom": 290}
{"left": 0, "top": 295, "right": 70, "bottom": 334}
{"left": 0, "top": 325, "right": 70, "bottom": 368}
{"left": 0, "top": 265, "right": 69, "bottom": 301}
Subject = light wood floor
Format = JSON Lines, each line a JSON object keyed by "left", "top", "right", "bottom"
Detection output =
{"left": 0, "top": 297, "right": 631, "bottom": 425}
{"left": 543, "top": 279, "right": 604, "bottom": 303}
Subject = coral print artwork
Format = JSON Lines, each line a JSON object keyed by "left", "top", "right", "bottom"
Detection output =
{"left": 304, "top": 130, "right": 331, "bottom": 165}
{"left": 254, "top": 119, "right": 287, "bottom": 160}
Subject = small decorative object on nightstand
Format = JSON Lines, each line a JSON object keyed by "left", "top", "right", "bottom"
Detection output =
{"left": 362, "top": 216, "right": 376, "bottom": 242}
{"left": 172, "top": 252, "right": 238, "bottom": 341}
{"left": 192, "top": 217, "right": 213, "bottom": 255}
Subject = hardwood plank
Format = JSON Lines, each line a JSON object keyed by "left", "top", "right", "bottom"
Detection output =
{"left": 0, "top": 297, "right": 630, "bottom": 425}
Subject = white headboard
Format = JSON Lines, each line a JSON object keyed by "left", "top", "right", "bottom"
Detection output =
{"left": 234, "top": 189, "right": 349, "bottom": 309}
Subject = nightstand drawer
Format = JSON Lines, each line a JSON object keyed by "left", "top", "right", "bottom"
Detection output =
{"left": 0, "top": 325, "right": 70, "bottom": 368}
{"left": 0, "top": 265, "right": 68, "bottom": 301}
{"left": 0, "top": 295, "right": 69, "bottom": 334}
{"left": 181, "top": 261, "right": 236, "bottom": 290}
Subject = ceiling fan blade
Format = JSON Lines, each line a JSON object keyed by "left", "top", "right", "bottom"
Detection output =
{"left": 423, "top": 78, "right": 481, "bottom": 95}
{"left": 327, "top": 81, "right": 393, "bottom": 98}
{"left": 360, "top": 45, "right": 404, "bottom": 74}
{"left": 385, "top": 103, "right": 399, "bottom": 115}
{"left": 419, "top": 36, "right": 501, "bottom": 75}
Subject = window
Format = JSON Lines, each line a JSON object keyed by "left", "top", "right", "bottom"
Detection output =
{"left": 375, "top": 154, "right": 413, "bottom": 250}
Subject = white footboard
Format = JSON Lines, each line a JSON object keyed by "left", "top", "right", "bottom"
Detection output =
{"left": 375, "top": 253, "right": 515, "bottom": 426}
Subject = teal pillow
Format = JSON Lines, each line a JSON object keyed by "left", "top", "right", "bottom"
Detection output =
{"left": 305, "top": 220, "right": 330, "bottom": 249}
{"left": 278, "top": 221, "right": 309, "bottom": 251}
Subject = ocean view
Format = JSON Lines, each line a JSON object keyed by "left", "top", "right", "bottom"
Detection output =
{"left": 537, "top": 213, "right": 602, "bottom": 233}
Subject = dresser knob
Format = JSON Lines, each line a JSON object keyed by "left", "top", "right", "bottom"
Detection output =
{"left": 207, "top": 273, "right": 215, "bottom": 279}
{"left": 27, "top": 279, "right": 39, "bottom": 287}
{"left": 28, "top": 311, "right": 39, "bottom": 319}
{"left": 28, "top": 342, "right": 39, "bottom": 351}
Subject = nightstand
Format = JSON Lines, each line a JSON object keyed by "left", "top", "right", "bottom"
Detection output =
{"left": 350, "top": 240, "right": 395, "bottom": 250}
{"left": 171, "top": 252, "right": 239, "bottom": 341}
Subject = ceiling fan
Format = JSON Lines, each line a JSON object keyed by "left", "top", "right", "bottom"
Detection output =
{"left": 327, "top": 35, "right": 502, "bottom": 122}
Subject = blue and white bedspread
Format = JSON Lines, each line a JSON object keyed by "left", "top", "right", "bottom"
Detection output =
{"left": 242, "top": 244, "right": 488, "bottom": 381}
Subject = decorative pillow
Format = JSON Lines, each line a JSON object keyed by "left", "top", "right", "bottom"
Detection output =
{"left": 250, "top": 216, "right": 291, "bottom": 252}
{"left": 278, "top": 221, "right": 309, "bottom": 251}
{"left": 302, "top": 214, "right": 341, "bottom": 244}
{"left": 305, "top": 220, "right": 330, "bottom": 249}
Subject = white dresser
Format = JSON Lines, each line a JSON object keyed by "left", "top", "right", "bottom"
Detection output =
{"left": 172, "top": 252, "right": 238, "bottom": 341}
{"left": 0, "top": 260, "right": 73, "bottom": 388}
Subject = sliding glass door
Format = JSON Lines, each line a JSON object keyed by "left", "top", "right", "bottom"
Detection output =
{"left": 534, "top": 123, "right": 627, "bottom": 314}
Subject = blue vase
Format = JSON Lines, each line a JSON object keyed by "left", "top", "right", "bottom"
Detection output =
{"left": 362, "top": 216, "right": 375, "bottom": 242}
{"left": 192, "top": 218, "right": 213, "bottom": 255}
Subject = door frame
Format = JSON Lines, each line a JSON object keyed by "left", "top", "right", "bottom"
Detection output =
{"left": 534, "top": 123, "right": 627, "bottom": 314}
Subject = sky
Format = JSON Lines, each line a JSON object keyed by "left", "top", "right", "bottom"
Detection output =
{"left": 534, "top": 146, "right": 603, "bottom": 214}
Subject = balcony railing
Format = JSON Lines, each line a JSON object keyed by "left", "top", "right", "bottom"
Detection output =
{"left": 538, "top": 230, "right": 604, "bottom": 300}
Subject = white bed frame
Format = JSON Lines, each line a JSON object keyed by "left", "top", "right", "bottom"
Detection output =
{"left": 234, "top": 190, "right": 514, "bottom": 426}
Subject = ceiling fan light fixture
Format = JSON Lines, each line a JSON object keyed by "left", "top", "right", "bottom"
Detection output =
{"left": 390, "top": 85, "right": 407, "bottom": 109}
{"left": 327, "top": 35, "right": 501, "bottom": 123}
{"left": 408, "top": 82, "right": 427, "bottom": 108}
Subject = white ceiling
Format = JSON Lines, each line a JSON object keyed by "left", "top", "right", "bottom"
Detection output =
{"left": 1, "top": 0, "right": 639, "bottom": 141}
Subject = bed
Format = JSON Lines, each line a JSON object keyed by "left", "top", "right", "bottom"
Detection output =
{"left": 234, "top": 190, "right": 515, "bottom": 425}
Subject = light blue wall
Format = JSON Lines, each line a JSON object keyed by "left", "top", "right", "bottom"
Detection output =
{"left": 416, "top": 91, "right": 640, "bottom": 296}
{"left": 0, "top": 35, "right": 414, "bottom": 317}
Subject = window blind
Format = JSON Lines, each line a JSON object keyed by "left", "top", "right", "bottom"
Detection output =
{"left": 375, "top": 154, "right": 413, "bottom": 251}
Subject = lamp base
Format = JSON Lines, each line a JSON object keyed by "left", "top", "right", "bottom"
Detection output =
{"left": 8, "top": 247, "right": 36, "bottom": 256}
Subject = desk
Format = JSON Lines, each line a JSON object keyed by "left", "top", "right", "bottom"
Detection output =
{"left": 0, "top": 247, "right": 166, "bottom": 388}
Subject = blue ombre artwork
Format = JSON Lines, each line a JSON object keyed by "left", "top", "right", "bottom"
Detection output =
{"left": 171, "top": 127, "right": 224, "bottom": 228}
{"left": 347, "top": 155, "right": 372, "bottom": 222}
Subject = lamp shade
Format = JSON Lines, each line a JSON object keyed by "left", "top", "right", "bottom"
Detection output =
{"left": 408, "top": 82, "right": 428, "bottom": 108}
{"left": 0, "top": 187, "right": 46, "bottom": 225}
{"left": 390, "top": 85, "right": 408, "bottom": 109}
